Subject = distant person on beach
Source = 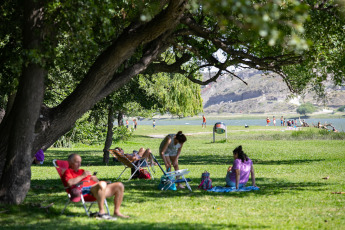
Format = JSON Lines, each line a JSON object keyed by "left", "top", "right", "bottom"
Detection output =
{"left": 126, "top": 119, "right": 129, "bottom": 129}
{"left": 331, "top": 125, "right": 339, "bottom": 132}
{"left": 225, "top": 145, "right": 258, "bottom": 189}
{"left": 266, "top": 117, "right": 270, "bottom": 126}
{"left": 159, "top": 131, "right": 187, "bottom": 189}
{"left": 273, "top": 116, "right": 276, "bottom": 126}
{"left": 153, "top": 120, "right": 156, "bottom": 129}
{"left": 133, "top": 119, "right": 137, "bottom": 130}
{"left": 287, "top": 120, "right": 291, "bottom": 127}
{"left": 202, "top": 115, "right": 206, "bottom": 128}
{"left": 280, "top": 116, "right": 284, "bottom": 126}
{"left": 299, "top": 117, "right": 304, "bottom": 126}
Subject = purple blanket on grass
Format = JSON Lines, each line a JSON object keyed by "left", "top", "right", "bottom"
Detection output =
{"left": 207, "top": 186, "right": 259, "bottom": 193}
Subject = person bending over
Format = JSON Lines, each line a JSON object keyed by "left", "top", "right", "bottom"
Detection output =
{"left": 159, "top": 131, "right": 187, "bottom": 189}
{"left": 62, "top": 154, "right": 129, "bottom": 219}
{"left": 225, "top": 145, "right": 258, "bottom": 189}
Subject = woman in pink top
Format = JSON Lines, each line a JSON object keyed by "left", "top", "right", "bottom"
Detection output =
{"left": 225, "top": 145, "right": 258, "bottom": 189}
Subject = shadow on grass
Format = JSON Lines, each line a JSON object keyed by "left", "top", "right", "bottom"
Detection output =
{"left": 252, "top": 158, "right": 325, "bottom": 165}
{"left": 132, "top": 135, "right": 157, "bottom": 139}
{"left": 0, "top": 215, "right": 268, "bottom": 230}
{"left": 26, "top": 174, "right": 331, "bottom": 205}
{"left": 0, "top": 174, "right": 329, "bottom": 230}
{"left": 120, "top": 177, "right": 330, "bottom": 201}
{"left": 42, "top": 149, "right": 326, "bottom": 167}
{"left": 178, "top": 155, "right": 325, "bottom": 166}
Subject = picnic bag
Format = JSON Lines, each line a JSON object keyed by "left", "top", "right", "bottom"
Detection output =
{"left": 139, "top": 168, "right": 151, "bottom": 179}
{"left": 158, "top": 175, "right": 176, "bottom": 191}
{"left": 198, "top": 171, "right": 212, "bottom": 190}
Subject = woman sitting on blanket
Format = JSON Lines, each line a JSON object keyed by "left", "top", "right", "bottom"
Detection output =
{"left": 110, "top": 147, "right": 153, "bottom": 163}
{"left": 225, "top": 145, "right": 258, "bottom": 189}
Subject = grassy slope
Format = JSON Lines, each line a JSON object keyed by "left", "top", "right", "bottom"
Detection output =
{"left": 1, "top": 125, "right": 344, "bottom": 229}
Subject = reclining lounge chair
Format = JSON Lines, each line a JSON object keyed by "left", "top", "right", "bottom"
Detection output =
{"left": 111, "top": 150, "right": 154, "bottom": 181}
{"left": 53, "top": 159, "right": 110, "bottom": 216}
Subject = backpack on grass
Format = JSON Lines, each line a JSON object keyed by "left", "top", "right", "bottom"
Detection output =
{"left": 138, "top": 168, "right": 151, "bottom": 179}
{"left": 198, "top": 171, "right": 212, "bottom": 190}
{"left": 158, "top": 175, "right": 176, "bottom": 191}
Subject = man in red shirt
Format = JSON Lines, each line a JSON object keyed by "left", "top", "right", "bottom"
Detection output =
{"left": 202, "top": 115, "right": 206, "bottom": 128}
{"left": 62, "top": 154, "right": 129, "bottom": 219}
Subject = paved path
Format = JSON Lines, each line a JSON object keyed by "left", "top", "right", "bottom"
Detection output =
{"left": 147, "top": 132, "right": 212, "bottom": 139}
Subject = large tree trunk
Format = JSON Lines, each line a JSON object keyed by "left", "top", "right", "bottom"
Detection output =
{"left": 0, "top": 109, "right": 5, "bottom": 124}
{"left": 0, "top": 0, "right": 46, "bottom": 204}
{"left": 103, "top": 106, "right": 114, "bottom": 164}
{"left": 2, "top": 92, "right": 17, "bottom": 123}
{"left": 0, "top": 91, "right": 16, "bottom": 125}
{"left": 117, "top": 111, "right": 124, "bottom": 127}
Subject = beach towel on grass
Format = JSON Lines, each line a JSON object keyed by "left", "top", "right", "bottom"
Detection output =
{"left": 207, "top": 186, "right": 259, "bottom": 193}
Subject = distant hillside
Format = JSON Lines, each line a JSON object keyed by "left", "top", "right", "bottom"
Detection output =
{"left": 200, "top": 69, "right": 345, "bottom": 114}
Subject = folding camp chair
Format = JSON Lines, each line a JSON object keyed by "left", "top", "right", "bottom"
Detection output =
{"left": 151, "top": 154, "right": 192, "bottom": 192}
{"left": 111, "top": 150, "right": 154, "bottom": 180}
{"left": 53, "top": 159, "right": 110, "bottom": 216}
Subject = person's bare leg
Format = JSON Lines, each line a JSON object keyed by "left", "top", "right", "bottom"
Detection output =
{"left": 170, "top": 156, "right": 184, "bottom": 189}
{"left": 105, "top": 182, "right": 129, "bottom": 218}
{"left": 160, "top": 154, "right": 171, "bottom": 171}
{"left": 90, "top": 181, "right": 107, "bottom": 214}
{"left": 140, "top": 148, "right": 155, "bottom": 164}
{"left": 137, "top": 148, "right": 145, "bottom": 157}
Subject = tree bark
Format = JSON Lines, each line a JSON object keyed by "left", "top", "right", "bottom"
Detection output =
{"left": 103, "top": 106, "right": 114, "bottom": 164}
{"left": 0, "top": 109, "right": 5, "bottom": 124}
{"left": 0, "top": 0, "right": 46, "bottom": 204}
{"left": 2, "top": 92, "right": 17, "bottom": 122}
{"left": 117, "top": 111, "right": 124, "bottom": 127}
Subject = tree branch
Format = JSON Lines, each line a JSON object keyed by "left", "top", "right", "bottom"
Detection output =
{"left": 35, "top": 0, "right": 188, "bottom": 150}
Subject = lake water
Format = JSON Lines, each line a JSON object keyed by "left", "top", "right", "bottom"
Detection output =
{"left": 122, "top": 117, "right": 345, "bottom": 132}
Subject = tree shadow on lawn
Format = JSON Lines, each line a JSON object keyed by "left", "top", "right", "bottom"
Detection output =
{"left": 46, "top": 149, "right": 325, "bottom": 167}
{"left": 251, "top": 158, "right": 325, "bottom": 165}
{"left": 121, "top": 177, "right": 331, "bottom": 201}
{"left": 133, "top": 134, "right": 157, "bottom": 139}
{"left": 178, "top": 154, "right": 325, "bottom": 166}
{"left": 0, "top": 211, "right": 268, "bottom": 230}
{"left": 6, "top": 178, "right": 270, "bottom": 230}
{"left": 29, "top": 176, "right": 330, "bottom": 202}
{"left": 16, "top": 176, "right": 329, "bottom": 230}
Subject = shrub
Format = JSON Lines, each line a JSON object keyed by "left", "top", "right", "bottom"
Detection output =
{"left": 112, "top": 126, "right": 133, "bottom": 143}
{"left": 296, "top": 103, "right": 317, "bottom": 115}
{"left": 337, "top": 105, "right": 345, "bottom": 112}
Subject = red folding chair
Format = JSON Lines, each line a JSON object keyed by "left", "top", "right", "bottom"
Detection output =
{"left": 53, "top": 159, "right": 109, "bottom": 216}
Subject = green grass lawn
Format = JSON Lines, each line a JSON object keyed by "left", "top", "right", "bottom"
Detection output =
{"left": 1, "top": 126, "right": 345, "bottom": 229}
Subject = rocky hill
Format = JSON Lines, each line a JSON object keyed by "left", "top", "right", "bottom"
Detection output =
{"left": 201, "top": 69, "right": 345, "bottom": 114}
